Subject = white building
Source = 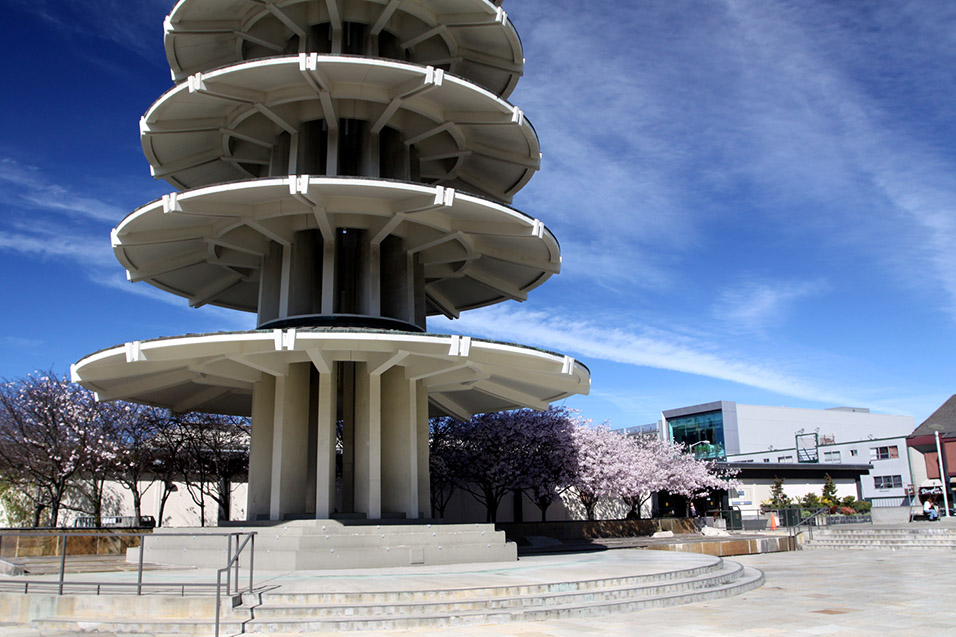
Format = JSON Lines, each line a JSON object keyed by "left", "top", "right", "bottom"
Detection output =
{"left": 661, "top": 401, "right": 914, "bottom": 506}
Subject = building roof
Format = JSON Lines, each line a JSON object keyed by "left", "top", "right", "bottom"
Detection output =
{"left": 910, "top": 395, "right": 956, "bottom": 438}
{"left": 724, "top": 462, "right": 873, "bottom": 480}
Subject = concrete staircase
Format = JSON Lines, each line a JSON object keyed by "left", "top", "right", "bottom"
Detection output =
{"left": 131, "top": 520, "right": 517, "bottom": 570}
{"left": 804, "top": 527, "right": 956, "bottom": 550}
{"left": 30, "top": 556, "right": 763, "bottom": 634}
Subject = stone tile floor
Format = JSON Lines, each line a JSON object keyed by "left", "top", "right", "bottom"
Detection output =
{"left": 1, "top": 548, "right": 952, "bottom": 636}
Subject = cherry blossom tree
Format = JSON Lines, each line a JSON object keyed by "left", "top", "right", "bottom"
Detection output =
{"left": 149, "top": 419, "right": 189, "bottom": 527}
{"left": 617, "top": 435, "right": 674, "bottom": 519}
{"left": 569, "top": 422, "right": 633, "bottom": 521}
{"left": 0, "top": 371, "right": 97, "bottom": 527}
{"left": 429, "top": 407, "right": 578, "bottom": 523}
{"left": 617, "top": 436, "right": 739, "bottom": 519}
{"left": 428, "top": 416, "right": 461, "bottom": 519}
{"left": 176, "top": 412, "right": 250, "bottom": 525}
{"left": 438, "top": 412, "right": 525, "bottom": 523}
{"left": 107, "top": 402, "right": 173, "bottom": 527}
{"left": 513, "top": 407, "right": 576, "bottom": 522}
{"left": 659, "top": 442, "right": 739, "bottom": 499}
{"left": 70, "top": 401, "right": 126, "bottom": 526}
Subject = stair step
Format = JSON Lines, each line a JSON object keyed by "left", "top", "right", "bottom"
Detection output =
{"left": 28, "top": 559, "right": 763, "bottom": 634}
{"left": 238, "top": 562, "right": 745, "bottom": 619}
{"left": 240, "top": 567, "right": 764, "bottom": 632}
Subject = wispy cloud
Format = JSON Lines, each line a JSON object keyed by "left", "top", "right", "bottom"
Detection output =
{"left": 8, "top": 0, "right": 171, "bottom": 60}
{"left": 508, "top": 0, "right": 956, "bottom": 325}
{"left": 714, "top": 0, "right": 956, "bottom": 318}
{"left": 97, "top": 273, "right": 259, "bottom": 332}
{"left": 712, "top": 278, "right": 827, "bottom": 335}
{"left": 0, "top": 158, "right": 126, "bottom": 222}
{"left": 0, "top": 229, "right": 112, "bottom": 267}
{"left": 434, "top": 305, "right": 861, "bottom": 407}
{"left": 0, "top": 336, "right": 43, "bottom": 349}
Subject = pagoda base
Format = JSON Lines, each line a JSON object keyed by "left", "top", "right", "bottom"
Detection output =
{"left": 130, "top": 520, "right": 517, "bottom": 570}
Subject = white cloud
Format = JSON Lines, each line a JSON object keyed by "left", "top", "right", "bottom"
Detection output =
{"left": 97, "top": 273, "right": 259, "bottom": 332}
{"left": 434, "top": 305, "right": 861, "bottom": 407}
{"left": 0, "top": 336, "right": 43, "bottom": 349}
{"left": 0, "top": 230, "right": 112, "bottom": 267}
{"left": 8, "top": 0, "right": 170, "bottom": 59}
{"left": 0, "top": 158, "right": 126, "bottom": 222}
{"left": 507, "top": 0, "right": 956, "bottom": 326}
{"left": 712, "top": 278, "right": 826, "bottom": 334}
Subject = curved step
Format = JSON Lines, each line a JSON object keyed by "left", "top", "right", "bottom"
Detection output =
{"left": 31, "top": 559, "right": 763, "bottom": 635}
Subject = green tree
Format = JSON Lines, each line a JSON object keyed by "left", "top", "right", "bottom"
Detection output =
{"left": 821, "top": 473, "right": 838, "bottom": 511}
{"left": 800, "top": 492, "right": 822, "bottom": 509}
{"left": 769, "top": 476, "right": 791, "bottom": 508}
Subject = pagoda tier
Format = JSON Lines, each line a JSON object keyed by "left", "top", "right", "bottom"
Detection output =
{"left": 72, "top": 0, "right": 590, "bottom": 526}
{"left": 142, "top": 55, "right": 539, "bottom": 202}
{"left": 113, "top": 178, "right": 559, "bottom": 327}
{"left": 73, "top": 329, "right": 588, "bottom": 519}
{"left": 163, "top": 0, "right": 524, "bottom": 98}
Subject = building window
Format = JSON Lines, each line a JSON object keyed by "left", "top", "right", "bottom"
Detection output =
{"left": 823, "top": 451, "right": 841, "bottom": 463}
{"left": 870, "top": 446, "right": 899, "bottom": 461}
{"left": 850, "top": 449, "right": 859, "bottom": 457}
{"left": 874, "top": 475, "right": 903, "bottom": 490}
{"left": 777, "top": 455, "right": 794, "bottom": 463}
{"left": 667, "top": 410, "right": 726, "bottom": 460}
{"left": 763, "top": 458, "right": 770, "bottom": 462}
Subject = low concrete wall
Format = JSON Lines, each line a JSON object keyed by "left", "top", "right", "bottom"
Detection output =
{"left": 0, "top": 530, "right": 144, "bottom": 559}
{"left": 645, "top": 536, "right": 792, "bottom": 557}
{"left": 871, "top": 507, "right": 913, "bottom": 525}
{"left": 0, "top": 592, "right": 216, "bottom": 624}
{"left": 497, "top": 518, "right": 696, "bottom": 541}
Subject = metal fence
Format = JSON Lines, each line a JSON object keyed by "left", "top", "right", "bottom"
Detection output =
{"left": 0, "top": 530, "right": 256, "bottom": 637}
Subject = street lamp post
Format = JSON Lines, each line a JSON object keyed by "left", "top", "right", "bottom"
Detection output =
{"left": 927, "top": 424, "right": 950, "bottom": 518}
{"left": 934, "top": 430, "right": 950, "bottom": 517}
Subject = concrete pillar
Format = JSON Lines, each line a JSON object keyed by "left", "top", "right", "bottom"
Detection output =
{"left": 247, "top": 375, "right": 276, "bottom": 521}
{"left": 341, "top": 363, "right": 355, "bottom": 513}
{"left": 269, "top": 362, "right": 312, "bottom": 520}
{"left": 381, "top": 368, "right": 415, "bottom": 518}
{"left": 353, "top": 363, "right": 382, "bottom": 519}
{"left": 353, "top": 364, "right": 369, "bottom": 514}
{"left": 415, "top": 380, "right": 430, "bottom": 518}
{"left": 257, "top": 242, "right": 283, "bottom": 326}
{"left": 368, "top": 371, "right": 382, "bottom": 519}
{"left": 315, "top": 364, "right": 338, "bottom": 518}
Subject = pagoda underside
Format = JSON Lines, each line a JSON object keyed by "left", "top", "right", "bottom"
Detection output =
{"left": 74, "top": 329, "right": 586, "bottom": 520}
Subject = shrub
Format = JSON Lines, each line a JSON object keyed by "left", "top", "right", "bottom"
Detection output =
{"left": 769, "top": 476, "right": 791, "bottom": 507}
{"left": 850, "top": 499, "right": 871, "bottom": 514}
{"left": 800, "top": 493, "right": 822, "bottom": 509}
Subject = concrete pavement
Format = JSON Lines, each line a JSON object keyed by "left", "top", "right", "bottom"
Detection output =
{"left": 0, "top": 547, "right": 952, "bottom": 636}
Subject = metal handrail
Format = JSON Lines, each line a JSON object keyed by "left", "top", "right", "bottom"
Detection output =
{"left": 214, "top": 532, "right": 256, "bottom": 637}
{"left": 0, "top": 529, "right": 257, "bottom": 636}
{"left": 787, "top": 507, "right": 829, "bottom": 549}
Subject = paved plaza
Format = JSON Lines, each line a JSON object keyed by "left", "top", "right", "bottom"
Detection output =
{"left": 1, "top": 547, "right": 953, "bottom": 636}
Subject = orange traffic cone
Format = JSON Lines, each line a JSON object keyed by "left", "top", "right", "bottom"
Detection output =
{"left": 770, "top": 513, "right": 778, "bottom": 530}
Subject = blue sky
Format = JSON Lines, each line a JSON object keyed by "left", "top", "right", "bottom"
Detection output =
{"left": 1, "top": 0, "right": 954, "bottom": 429}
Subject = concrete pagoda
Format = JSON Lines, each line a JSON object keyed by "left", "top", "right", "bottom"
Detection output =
{"left": 72, "top": 0, "right": 590, "bottom": 529}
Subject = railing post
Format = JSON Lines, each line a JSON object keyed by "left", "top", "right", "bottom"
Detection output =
{"left": 249, "top": 533, "right": 255, "bottom": 594}
{"left": 226, "top": 534, "right": 233, "bottom": 596}
{"left": 233, "top": 534, "right": 239, "bottom": 595}
{"left": 137, "top": 533, "right": 145, "bottom": 595}
{"left": 215, "top": 569, "right": 222, "bottom": 637}
{"left": 58, "top": 534, "right": 67, "bottom": 595}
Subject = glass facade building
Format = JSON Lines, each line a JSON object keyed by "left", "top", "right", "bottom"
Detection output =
{"left": 667, "top": 410, "right": 726, "bottom": 460}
